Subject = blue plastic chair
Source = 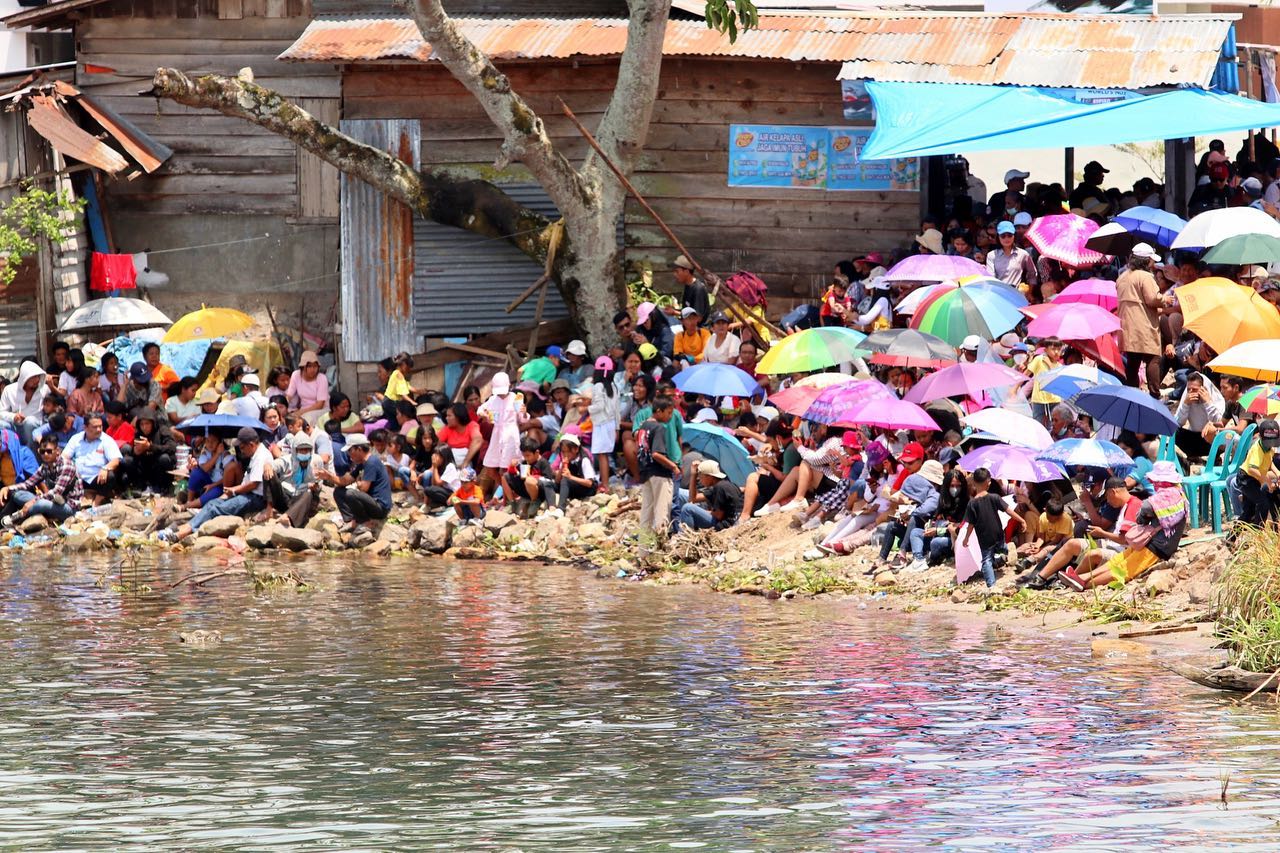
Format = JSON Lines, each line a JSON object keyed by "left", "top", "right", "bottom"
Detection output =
{"left": 1156, "top": 434, "right": 1185, "bottom": 476}
{"left": 1209, "top": 423, "right": 1257, "bottom": 534}
{"left": 1181, "top": 429, "right": 1237, "bottom": 529}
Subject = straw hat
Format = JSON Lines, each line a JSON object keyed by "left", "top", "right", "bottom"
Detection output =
{"left": 915, "top": 228, "right": 944, "bottom": 255}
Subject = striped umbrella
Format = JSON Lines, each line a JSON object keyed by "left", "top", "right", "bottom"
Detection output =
{"left": 756, "top": 327, "right": 868, "bottom": 374}
{"left": 911, "top": 281, "right": 1029, "bottom": 346}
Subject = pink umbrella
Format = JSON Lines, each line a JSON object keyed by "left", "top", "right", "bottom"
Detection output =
{"left": 957, "top": 445, "right": 1065, "bottom": 483}
{"left": 801, "top": 380, "right": 894, "bottom": 424}
{"left": 903, "top": 362, "right": 1027, "bottom": 405}
{"left": 1026, "top": 302, "right": 1121, "bottom": 340}
{"left": 1027, "top": 214, "right": 1107, "bottom": 268}
{"left": 769, "top": 385, "right": 824, "bottom": 416}
{"left": 882, "top": 254, "right": 986, "bottom": 283}
{"left": 835, "top": 396, "right": 940, "bottom": 431}
{"left": 1055, "top": 278, "right": 1118, "bottom": 311}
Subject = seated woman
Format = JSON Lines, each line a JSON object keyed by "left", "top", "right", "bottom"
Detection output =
{"left": 540, "top": 432, "right": 597, "bottom": 516}
{"left": 422, "top": 446, "right": 461, "bottom": 509}
{"left": 924, "top": 467, "right": 969, "bottom": 566}
{"left": 739, "top": 419, "right": 799, "bottom": 520}
{"left": 182, "top": 432, "right": 232, "bottom": 509}
{"left": 751, "top": 424, "right": 846, "bottom": 517}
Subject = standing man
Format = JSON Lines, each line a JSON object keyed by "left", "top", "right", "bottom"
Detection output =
{"left": 988, "top": 168, "right": 1029, "bottom": 218}
{"left": 1069, "top": 160, "right": 1111, "bottom": 213}
{"left": 673, "top": 255, "right": 710, "bottom": 324}
{"left": 986, "top": 221, "right": 1038, "bottom": 292}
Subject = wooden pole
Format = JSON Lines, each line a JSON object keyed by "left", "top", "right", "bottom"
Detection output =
{"left": 558, "top": 99, "right": 783, "bottom": 339}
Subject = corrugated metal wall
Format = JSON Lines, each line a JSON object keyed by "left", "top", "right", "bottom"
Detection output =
{"left": 339, "top": 118, "right": 421, "bottom": 362}
{"left": 412, "top": 183, "right": 571, "bottom": 337}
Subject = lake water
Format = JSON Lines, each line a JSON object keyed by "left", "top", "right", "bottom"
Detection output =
{"left": 1, "top": 553, "right": 1279, "bottom": 850}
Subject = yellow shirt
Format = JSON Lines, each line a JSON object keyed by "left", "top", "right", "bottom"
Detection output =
{"left": 1027, "top": 354, "right": 1062, "bottom": 405}
{"left": 1039, "top": 511, "right": 1073, "bottom": 542}
{"left": 1243, "top": 442, "right": 1275, "bottom": 484}
{"left": 673, "top": 327, "right": 710, "bottom": 363}
{"left": 384, "top": 370, "right": 411, "bottom": 402}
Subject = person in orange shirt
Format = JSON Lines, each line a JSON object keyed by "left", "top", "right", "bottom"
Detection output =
{"left": 448, "top": 467, "right": 486, "bottom": 524}
{"left": 142, "top": 343, "right": 179, "bottom": 396}
{"left": 673, "top": 306, "right": 710, "bottom": 367}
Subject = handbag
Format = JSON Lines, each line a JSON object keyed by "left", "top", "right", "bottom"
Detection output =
{"left": 1124, "top": 523, "right": 1157, "bottom": 550}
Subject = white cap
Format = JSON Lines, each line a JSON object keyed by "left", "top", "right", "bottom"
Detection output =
{"left": 240, "top": 373, "right": 260, "bottom": 386}
{"left": 696, "top": 459, "right": 727, "bottom": 479}
{"left": 565, "top": 339, "right": 587, "bottom": 356}
{"left": 491, "top": 371, "right": 510, "bottom": 395}
{"left": 1004, "top": 169, "right": 1030, "bottom": 184}
{"left": 1243, "top": 177, "right": 1264, "bottom": 197}
{"left": 1013, "top": 211, "right": 1033, "bottom": 227}
{"left": 691, "top": 407, "right": 719, "bottom": 424}
{"left": 960, "top": 334, "right": 982, "bottom": 351}
{"left": 680, "top": 306, "right": 701, "bottom": 319}
{"left": 751, "top": 405, "right": 779, "bottom": 422}
{"left": 1131, "top": 242, "right": 1158, "bottom": 259}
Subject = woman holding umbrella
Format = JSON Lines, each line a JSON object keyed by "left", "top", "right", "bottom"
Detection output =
{"left": 1116, "top": 244, "right": 1168, "bottom": 396}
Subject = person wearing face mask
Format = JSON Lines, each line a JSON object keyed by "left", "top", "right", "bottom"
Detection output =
{"left": 280, "top": 433, "right": 332, "bottom": 528}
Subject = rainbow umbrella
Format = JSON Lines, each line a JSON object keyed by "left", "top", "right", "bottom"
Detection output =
{"left": 894, "top": 282, "right": 953, "bottom": 315}
{"left": 1242, "top": 384, "right": 1280, "bottom": 416}
{"left": 835, "top": 396, "right": 939, "bottom": 431}
{"left": 1054, "top": 278, "right": 1118, "bottom": 311}
{"left": 756, "top": 327, "right": 868, "bottom": 374}
{"left": 882, "top": 254, "right": 986, "bottom": 283}
{"left": 1027, "top": 213, "right": 1107, "bottom": 267}
{"left": 1026, "top": 302, "right": 1121, "bottom": 340}
{"left": 1178, "top": 277, "right": 1280, "bottom": 354}
{"left": 911, "top": 281, "right": 1029, "bottom": 345}
{"left": 957, "top": 445, "right": 1065, "bottom": 483}
{"left": 801, "top": 380, "right": 894, "bottom": 424}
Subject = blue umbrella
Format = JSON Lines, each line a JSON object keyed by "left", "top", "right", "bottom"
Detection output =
{"left": 1038, "top": 364, "right": 1121, "bottom": 400}
{"left": 1074, "top": 385, "right": 1178, "bottom": 436}
{"left": 673, "top": 363, "right": 761, "bottom": 398}
{"left": 1114, "top": 205, "right": 1187, "bottom": 249}
{"left": 681, "top": 422, "right": 754, "bottom": 487}
{"left": 1037, "top": 438, "right": 1135, "bottom": 473}
{"left": 178, "top": 413, "right": 273, "bottom": 440}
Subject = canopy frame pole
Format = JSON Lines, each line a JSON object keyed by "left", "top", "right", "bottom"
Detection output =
{"left": 1065, "top": 148, "right": 1074, "bottom": 196}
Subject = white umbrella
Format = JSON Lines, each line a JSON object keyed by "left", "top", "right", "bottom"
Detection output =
{"left": 1207, "top": 339, "right": 1280, "bottom": 383}
{"left": 962, "top": 407, "right": 1053, "bottom": 450}
{"left": 1170, "top": 207, "right": 1280, "bottom": 251}
{"left": 58, "top": 297, "right": 172, "bottom": 333}
{"left": 894, "top": 282, "right": 951, "bottom": 315}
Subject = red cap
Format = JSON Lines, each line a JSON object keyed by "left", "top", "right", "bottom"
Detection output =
{"left": 841, "top": 431, "right": 862, "bottom": 450}
{"left": 899, "top": 441, "right": 926, "bottom": 462}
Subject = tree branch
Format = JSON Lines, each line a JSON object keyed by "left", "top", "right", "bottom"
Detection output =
{"left": 148, "top": 68, "right": 562, "bottom": 267}
{"left": 407, "top": 0, "right": 590, "bottom": 216}
{"left": 593, "top": 0, "right": 672, "bottom": 173}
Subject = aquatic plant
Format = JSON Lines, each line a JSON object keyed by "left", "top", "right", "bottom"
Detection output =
{"left": 1216, "top": 526, "right": 1280, "bottom": 673}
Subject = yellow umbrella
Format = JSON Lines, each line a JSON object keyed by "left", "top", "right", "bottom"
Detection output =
{"left": 163, "top": 305, "right": 255, "bottom": 343}
{"left": 1178, "top": 277, "right": 1280, "bottom": 354}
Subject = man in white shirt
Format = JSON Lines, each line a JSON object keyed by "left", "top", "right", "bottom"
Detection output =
{"left": 159, "top": 427, "right": 273, "bottom": 541}
{"left": 62, "top": 413, "right": 121, "bottom": 503}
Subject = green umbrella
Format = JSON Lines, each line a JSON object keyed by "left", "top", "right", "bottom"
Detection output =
{"left": 1201, "top": 233, "right": 1280, "bottom": 265}
{"left": 756, "top": 326, "right": 868, "bottom": 374}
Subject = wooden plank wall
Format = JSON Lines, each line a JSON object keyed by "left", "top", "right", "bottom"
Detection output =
{"left": 343, "top": 58, "right": 920, "bottom": 301}
{"left": 76, "top": 0, "right": 334, "bottom": 216}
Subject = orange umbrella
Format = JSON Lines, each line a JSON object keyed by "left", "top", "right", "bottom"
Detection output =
{"left": 1178, "top": 277, "right": 1280, "bottom": 354}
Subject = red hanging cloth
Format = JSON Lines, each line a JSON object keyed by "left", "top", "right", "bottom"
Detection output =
{"left": 89, "top": 252, "right": 137, "bottom": 292}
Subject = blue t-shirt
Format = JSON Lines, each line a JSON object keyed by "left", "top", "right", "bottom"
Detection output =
{"left": 358, "top": 455, "right": 393, "bottom": 512}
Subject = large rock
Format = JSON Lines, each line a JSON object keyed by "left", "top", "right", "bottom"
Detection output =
{"left": 192, "top": 535, "right": 230, "bottom": 552}
{"left": 64, "top": 529, "right": 109, "bottom": 552}
{"left": 378, "top": 523, "right": 410, "bottom": 548}
{"left": 199, "top": 515, "right": 243, "bottom": 538}
{"left": 410, "top": 516, "right": 451, "bottom": 553}
{"left": 483, "top": 510, "right": 516, "bottom": 535}
{"left": 577, "top": 522, "right": 608, "bottom": 542}
{"left": 271, "top": 527, "right": 325, "bottom": 552}
{"left": 1144, "top": 569, "right": 1176, "bottom": 596}
{"left": 1187, "top": 581, "right": 1214, "bottom": 606}
{"left": 452, "top": 524, "right": 486, "bottom": 549}
{"left": 244, "top": 524, "right": 277, "bottom": 550}
{"left": 120, "top": 510, "right": 155, "bottom": 532}
{"left": 18, "top": 514, "right": 48, "bottom": 534}
{"left": 873, "top": 570, "right": 896, "bottom": 586}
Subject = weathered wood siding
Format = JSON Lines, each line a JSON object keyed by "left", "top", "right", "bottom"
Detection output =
{"left": 344, "top": 58, "right": 920, "bottom": 300}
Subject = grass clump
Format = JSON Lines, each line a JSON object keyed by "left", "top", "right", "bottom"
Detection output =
{"left": 1216, "top": 526, "right": 1280, "bottom": 672}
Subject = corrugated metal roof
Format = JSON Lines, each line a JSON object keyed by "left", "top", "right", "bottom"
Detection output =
{"left": 280, "top": 13, "right": 1237, "bottom": 88}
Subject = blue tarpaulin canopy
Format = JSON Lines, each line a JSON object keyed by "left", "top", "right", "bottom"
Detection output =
{"left": 860, "top": 82, "right": 1280, "bottom": 161}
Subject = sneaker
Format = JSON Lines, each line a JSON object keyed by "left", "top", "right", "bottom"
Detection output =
{"left": 0, "top": 515, "right": 14, "bottom": 529}
{"left": 816, "top": 543, "right": 837, "bottom": 556}
{"left": 802, "top": 548, "right": 824, "bottom": 561}
{"left": 155, "top": 530, "right": 177, "bottom": 544}
{"left": 1060, "top": 567, "right": 1085, "bottom": 592}
{"left": 546, "top": 507, "right": 564, "bottom": 519}
{"left": 780, "top": 498, "right": 808, "bottom": 513}
{"left": 904, "top": 558, "right": 928, "bottom": 573}
{"left": 753, "top": 503, "right": 778, "bottom": 518}
{"left": 801, "top": 516, "right": 822, "bottom": 531}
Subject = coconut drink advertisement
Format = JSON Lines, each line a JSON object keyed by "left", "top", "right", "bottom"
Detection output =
{"left": 728, "top": 124, "right": 918, "bottom": 192}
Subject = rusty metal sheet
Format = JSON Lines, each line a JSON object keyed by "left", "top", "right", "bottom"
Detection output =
{"left": 280, "top": 13, "right": 1237, "bottom": 89}
{"left": 70, "top": 89, "right": 173, "bottom": 173}
{"left": 26, "top": 95, "right": 127, "bottom": 174}
{"left": 339, "top": 118, "right": 421, "bottom": 363}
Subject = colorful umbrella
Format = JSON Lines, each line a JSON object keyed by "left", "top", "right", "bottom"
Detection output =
{"left": 911, "top": 281, "right": 1029, "bottom": 345}
{"left": 1113, "top": 205, "right": 1187, "bottom": 248}
{"left": 957, "top": 445, "right": 1065, "bottom": 483}
{"left": 1201, "top": 233, "right": 1280, "bottom": 266}
{"left": 1171, "top": 206, "right": 1280, "bottom": 250}
{"left": 862, "top": 328, "right": 958, "bottom": 369}
{"left": 794, "top": 372, "right": 856, "bottom": 389}
{"left": 1054, "top": 278, "right": 1118, "bottom": 311}
{"left": 681, "top": 422, "right": 754, "bottom": 487}
{"left": 882, "top": 254, "right": 986, "bottom": 283}
{"left": 1243, "top": 384, "right": 1280, "bottom": 416}
{"left": 903, "top": 362, "right": 1027, "bottom": 405}
{"left": 802, "top": 380, "right": 894, "bottom": 424}
{"left": 163, "top": 305, "right": 254, "bottom": 343}
{"left": 1036, "top": 364, "right": 1121, "bottom": 400}
{"left": 1027, "top": 213, "right": 1106, "bottom": 267}
{"left": 1074, "top": 385, "right": 1178, "bottom": 436}
{"left": 1037, "top": 438, "right": 1135, "bottom": 473}
{"left": 962, "top": 408, "right": 1053, "bottom": 450}
{"left": 1084, "top": 222, "right": 1140, "bottom": 258}
{"left": 1026, "top": 302, "right": 1122, "bottom": 340}
{"left": 673, "top": 363, "right": 761, "bottom": 398}
{"left": 756, "top": 327, "right": 868, "bottom": 375}
{"left": 1178, "top": 277, "right": 1280, "bottom": 354}
{"left": 1209, "top": 340, "right": 1280, "bottom": 383}
{"left": 894, "top": 282, "right": 953, "bottom": 315}
{"left": 835, "top": 396, "right": 939, "bottom": 431}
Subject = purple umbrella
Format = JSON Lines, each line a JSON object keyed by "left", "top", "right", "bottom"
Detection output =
{"left": 1055, "top": 278, "right": 1118, "bottom": 311}
{"left": 1026, "top": 302, "right": 1121, "bottom": 340}
{"left": 835, "top": 397, "right": 940, "bottom": 431}
{"left": 802, "top": 380, "right": 894, "bottom": 425}
{"left": 958, "top": 445, "right": 1065, "bottom": 483}
{"left": 903, "top": 362, "right": 1027, "bottom": 405}
{"left": 882, "top": 254, "right": 987, "bottom": 283}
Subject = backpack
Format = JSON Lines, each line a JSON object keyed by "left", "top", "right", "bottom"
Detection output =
{"left": 724, "top": 271, "right": 768, "bottom": 309}
{"left": 635, "top": 422, "right": 655, "bottom": 470}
